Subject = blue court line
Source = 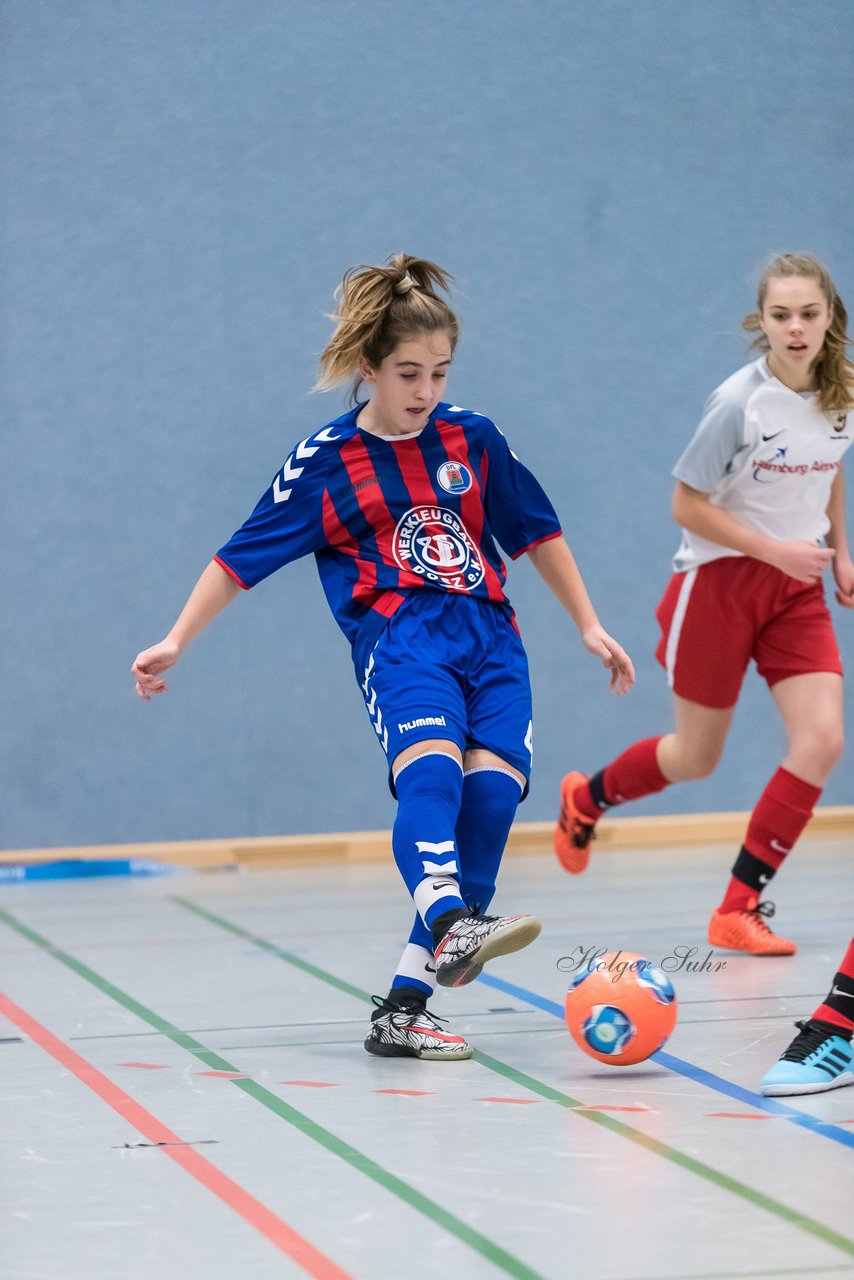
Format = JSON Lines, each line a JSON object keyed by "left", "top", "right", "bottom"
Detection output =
{"left": 0, "top": 859, "right": 192, "bottom": 883}
{"left": 475, "top": 972, "right": 854, "bottom": 1152}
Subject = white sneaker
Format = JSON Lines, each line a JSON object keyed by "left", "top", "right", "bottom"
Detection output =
{"left": 433, "top": 914, "right": 542, "bottom": 988}
{"left": 364, "top": 997, "right": 473, "bottom": 1060}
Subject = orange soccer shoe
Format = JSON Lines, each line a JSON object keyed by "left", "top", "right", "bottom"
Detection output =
{"left": 708, "top": 899, "right": 796, "bottom": 957}
{"left": 554, "top": 771, "right": 599, "bottom": 875}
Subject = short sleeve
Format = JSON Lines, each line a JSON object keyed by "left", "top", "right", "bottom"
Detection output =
{"left": 481, "top": 422, "right": 562, "bottom": 559}
{"left": 672, "top": 386, "right": 747, "bottom": 493}
{"left": 214, "top": 443, "right": 330, "bottom": 588}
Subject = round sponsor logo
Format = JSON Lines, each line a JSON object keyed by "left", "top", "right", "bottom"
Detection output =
{"left": 436, "top": 460, "right": 473, "bottom": 494}
{"left": 393, "top": 506, "right": 485, "bottom": 590}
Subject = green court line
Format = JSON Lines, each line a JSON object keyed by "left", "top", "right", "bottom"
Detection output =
{"left": 170, "top": 895, "right": 854, "bottom": 1261}
{"left": 0, "top": 905, "right": 544, "bottom": 1280}
{"left": 472, "top": 1049, "right": 854, "bottom": 1251}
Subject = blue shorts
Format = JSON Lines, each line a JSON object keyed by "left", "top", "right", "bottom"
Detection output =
{"left": 357, "top": 591, "right": 533, "bottom": 795}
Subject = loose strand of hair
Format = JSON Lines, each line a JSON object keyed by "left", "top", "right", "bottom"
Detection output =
{"left": 314, "top": 265, "right": 397, "bottom": 391}
{"left": 812, "top": 291, "right": 854, "bottom": 413}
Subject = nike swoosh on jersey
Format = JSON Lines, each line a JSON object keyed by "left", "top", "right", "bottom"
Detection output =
{"left": 762, "top": 430, "right": 783, "bottom": 441}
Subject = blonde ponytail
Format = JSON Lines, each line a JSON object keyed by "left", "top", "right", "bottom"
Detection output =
{"left": 315, "top": 253, "right": 459, "bottom": 397}
{"left": 742, "top": 252, "right": 854, "bottom": 413}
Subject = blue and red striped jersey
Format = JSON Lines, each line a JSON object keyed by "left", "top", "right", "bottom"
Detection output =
{"left": 215, "top": 402, "right": 562, "bottom": 664}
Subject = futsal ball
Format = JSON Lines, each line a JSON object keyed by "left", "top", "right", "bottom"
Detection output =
{"left": 564, "top": 952, "right": 677, "bottom": 1066}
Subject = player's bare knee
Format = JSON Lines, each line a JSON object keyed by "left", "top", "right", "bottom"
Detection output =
{"left": 797, "top": 727, "right": 844, "bottom": 776}
{"left": 676, "top": 746, "right": 723, "bottom": 781}
{"left": 826, "top": 730, "right": 845, "bottom": 772}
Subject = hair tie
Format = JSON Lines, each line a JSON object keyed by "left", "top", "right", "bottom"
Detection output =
{"left": 394, "top": 273, "right": 414, "bottom": 296}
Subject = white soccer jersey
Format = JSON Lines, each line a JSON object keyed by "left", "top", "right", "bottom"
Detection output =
{"left": 672, "top": 356, "right": 852, "bottom": 572}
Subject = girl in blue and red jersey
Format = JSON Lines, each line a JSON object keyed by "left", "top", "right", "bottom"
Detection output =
{"left": 555, "top": 253, "right": 854, "bottom": 969}
{"left": 133, "top": 254, "right": 634, "bottom": 1061}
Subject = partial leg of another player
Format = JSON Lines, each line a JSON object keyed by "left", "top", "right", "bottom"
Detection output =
{"left": 554, "top": 681, "right": 835, "bottom": 956}
{"left": 709, "top": 672, "right": 843, "bottom": 956}
{"left": 554, "top": 696, "right": 732, "bottom": 872}
{"left": 761, "top": 937, "right": 854, "bottom": 1095}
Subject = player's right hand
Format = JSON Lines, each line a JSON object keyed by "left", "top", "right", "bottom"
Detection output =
{"left": 767, "top": 541, "right": 834, "bottom": 584}
{"left": 132, "top": 639, "right": 182, "bottom": 700}
{"left": 581, "top": 625, "right": 636, "bottom": 695}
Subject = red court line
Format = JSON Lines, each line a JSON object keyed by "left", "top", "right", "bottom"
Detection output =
{"left": 572, "top": 1105, "right": 653, "bottom": 1114}
{"left": 477, "top": 1097, "right": 540, "bottom": 1105}
{"left": 0, "top": 991, "right": 352, "bottom": 1280}
{"left": 280, "top": 1080, "right": 339, "bottom": 1088}
{"left": 374, "top": 1089, "right": 433, "bottom": 1097}
{"left": 708, "top": 1112, "right": 783, "bottom": 1120}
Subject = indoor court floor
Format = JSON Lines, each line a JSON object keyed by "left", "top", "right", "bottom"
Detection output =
{"left": 2, "top": 837, "right": 853, "bottom": 1280}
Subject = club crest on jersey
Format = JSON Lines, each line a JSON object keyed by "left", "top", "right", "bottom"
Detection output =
{"left": 831, "top": 412, "right": 848, "bottom": 434}
{"left": 393, "top": 506, "right": 485, "bottom": 590}
{"left": 436, "top": 460, "right": 473, "bottom": 494}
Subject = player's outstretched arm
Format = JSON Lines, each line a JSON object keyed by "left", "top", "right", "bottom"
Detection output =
{"left": 826, "top": 470, "right": 854, "bottom": 608}
{"left": 526, "top": 536, "right": 635, "bottom": 694}
{"left": 132, "top": 559, "right": 242, "bottom": 700}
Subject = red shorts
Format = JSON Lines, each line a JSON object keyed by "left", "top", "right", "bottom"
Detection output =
{"left": 655, "top": 556, "right": 843, "bottom": 709}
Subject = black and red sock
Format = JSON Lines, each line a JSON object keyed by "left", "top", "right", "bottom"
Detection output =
{"left": 813, "top": 938, "right": 854, "bottom": 1036}
{"left": 720, "top": 767, "right": 821, "bottom": 913}
{"left": 578, "top": 736, "right": 668, "bottom": 818}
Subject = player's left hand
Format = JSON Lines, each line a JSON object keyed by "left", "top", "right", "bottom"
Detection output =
{"left": 581, "top": 626, "right": 635, "bottom": 694}
{"left": 833, "top": 554, "right": 854, "bottom": 608}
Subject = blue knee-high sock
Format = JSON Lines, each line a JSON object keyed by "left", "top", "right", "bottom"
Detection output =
{"left": 388, "top": 764, "right": 523, "bottom": 1000}
{"left": 456, "top": 766, "right": 523, "bottom": 915}
{"left": 392, "top": 753, "right": 468, "bottom": 931}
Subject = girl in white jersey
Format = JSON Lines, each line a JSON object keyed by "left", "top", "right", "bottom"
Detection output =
{"left": 554, "top": 252, "right": 854, "bottom": 957}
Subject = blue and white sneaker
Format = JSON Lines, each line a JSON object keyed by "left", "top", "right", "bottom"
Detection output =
{"left": 760, "top": 1019, "right": 854, "bottom": 1096}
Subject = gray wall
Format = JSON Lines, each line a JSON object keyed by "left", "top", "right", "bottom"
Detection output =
{"left": 3, "top": 0, "right": 853, "bottom": 848}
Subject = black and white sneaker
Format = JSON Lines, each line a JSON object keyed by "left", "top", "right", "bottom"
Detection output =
{"left": 364, "top": 996, "right": 473, "bottom": 1061}
{"left": 433, "top": 913, "right": 542, "bottom": 988}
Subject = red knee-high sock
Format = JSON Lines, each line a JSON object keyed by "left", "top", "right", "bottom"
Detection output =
{"left": 577, "top": 737, "right": 668, "bottom": 818}
{"left": 719, "top": 767, "right": 821, "bottom": 913}
{"left": 813, "top": 938, "right": 854, "bottom": 1034}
